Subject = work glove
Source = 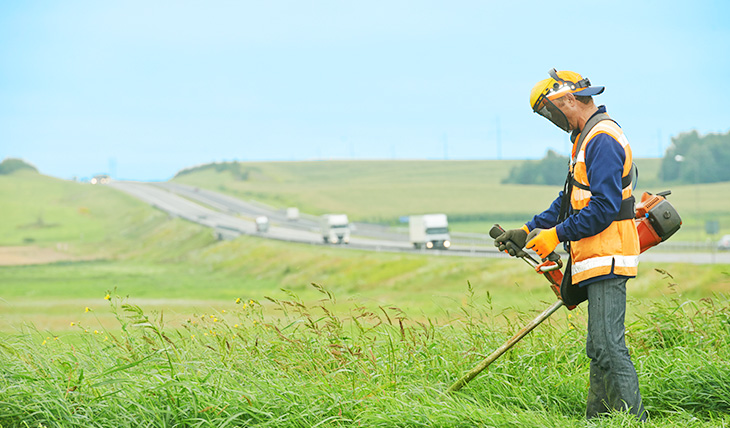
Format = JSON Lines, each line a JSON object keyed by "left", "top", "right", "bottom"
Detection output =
{"left": 494, "top": 226, "right": 529, "bottom": 257}
{"left": 526, "top": 227, "right": 560, "bottom": 260}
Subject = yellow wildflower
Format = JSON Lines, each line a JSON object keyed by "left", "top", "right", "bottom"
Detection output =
{"left": 70, "top": 322, "right": 75, "bottom": 327}
{"left": 85, "top": 307, "right": 91, "bottom": 313}
{"left": 104, "top": 294, "right": 110, "bottom": 300}
{"left": 249, "top": 300, "right": 254, "bottom": 305}
{"left": 235, "top": 298, "right": 241, "bottom": 304}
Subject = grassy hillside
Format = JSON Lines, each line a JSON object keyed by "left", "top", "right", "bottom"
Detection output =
{"left": 171, "top": 158, "right": 730, "bottom": 240}
{"left": 174, "top": 160, "right": 541, "bottom": 225}
{"left": 0, "top": 169, "right": 205, "bottom": 258}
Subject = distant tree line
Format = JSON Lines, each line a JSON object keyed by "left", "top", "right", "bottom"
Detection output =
{"left": 503, "top": 130, "right": 730, "bottom": 186}
{"left": 0, "top": 158, "right": 38, "bottom": 175}
{"left": 174, "top": 161, "right": 252, "bottom": 181}
{"left": 659, "top": 130, "right": 730, "bottom": 184}
{"left": 501, "top": 150, "right": 568, "bottom": 186}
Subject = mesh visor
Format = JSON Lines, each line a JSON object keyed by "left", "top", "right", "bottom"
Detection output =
{"left": 535, "top": 98, "right": 570, "bottom": 132}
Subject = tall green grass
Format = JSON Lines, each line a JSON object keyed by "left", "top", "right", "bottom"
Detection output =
{"left": 2, "top": 284, "right": 729, "bottom": 427}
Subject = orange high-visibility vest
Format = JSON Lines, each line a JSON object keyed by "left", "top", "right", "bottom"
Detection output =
{"left": 569, "top": 116, "right": 640, "bottom": 284}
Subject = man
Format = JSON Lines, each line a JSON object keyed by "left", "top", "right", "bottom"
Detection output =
{"left": 494, "top": 69, "right": 646, "bottom": 421}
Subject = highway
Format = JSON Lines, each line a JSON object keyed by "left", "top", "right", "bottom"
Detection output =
{"left": 109, "top": 181, "right": 730, "bottom": 264}
{"left": 110, "top": 181, "right": 419, "bottom": 253}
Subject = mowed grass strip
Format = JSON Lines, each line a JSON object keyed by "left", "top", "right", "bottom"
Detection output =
{"left": 3, "top": 229, "right": 729, "bottom": 333}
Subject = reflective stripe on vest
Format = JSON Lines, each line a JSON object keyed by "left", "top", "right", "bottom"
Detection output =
{"left": 571, "top": 255, "right": 640, "bottom": 277}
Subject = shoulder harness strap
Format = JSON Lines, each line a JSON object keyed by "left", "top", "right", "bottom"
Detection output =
{"left": 562, "top": 113, "right": 638, "bottom": 222}
{"left": 571, "top": 112, "right": 637, "bottom": 192}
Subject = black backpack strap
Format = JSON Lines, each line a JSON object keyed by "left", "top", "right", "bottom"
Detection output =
{"left": 572, "top": 112, "right": 612, "bottom": 164}
{"left": 558, "top": 169, "right": 573, "bottom": 224}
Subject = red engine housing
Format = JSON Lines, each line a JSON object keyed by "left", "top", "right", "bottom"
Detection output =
{"left": 634, "top": 191, "right": 682, "bottom": 253}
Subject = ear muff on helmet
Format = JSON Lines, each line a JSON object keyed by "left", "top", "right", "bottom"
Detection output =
{"left": 548, "top": 69, "right": 591, "bottom": 91}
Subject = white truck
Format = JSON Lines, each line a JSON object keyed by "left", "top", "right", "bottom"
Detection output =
{"left": 409, "top": 214, "right": 451, "bottom": 249}
{"left": 255, "top": 216, "right": 269, "bottom": 233}
{"left": 286, "top": 207, "right": 300, "bottom": 221}
{"left": 321, "top": 214, "right": 350, "bottom": 244}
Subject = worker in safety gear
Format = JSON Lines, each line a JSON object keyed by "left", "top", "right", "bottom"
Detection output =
{"left": 494, "top": 69, "right": 646, "bottom": 421}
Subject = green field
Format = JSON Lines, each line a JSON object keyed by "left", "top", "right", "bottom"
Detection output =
{"left": 2, "top": 167, "right": 730, "bottom": 426}
{"left": 173, "top": 159, "right": 730, "bottom": 241}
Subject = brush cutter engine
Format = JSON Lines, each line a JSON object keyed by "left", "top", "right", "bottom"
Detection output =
{"left": 635, "top": 191, "right": 682, "bottom": 253}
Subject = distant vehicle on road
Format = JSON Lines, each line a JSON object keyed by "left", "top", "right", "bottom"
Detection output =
{"left": 409, "top": 214, "right": 451, "bottom": 249}
{"left": 321, "top": 214, "right": 350, "bottom": 244}
{"left": 718, "top": 235, "right": 730, "bottom": 251}
{"left": 91, "top": 174, "right": 111, "bottom": 185}
{"left": 286, "top": 207, "right": 300, "bottom": 221}
{"left": 255, "top": 216, "right": 269, "bottom": 233}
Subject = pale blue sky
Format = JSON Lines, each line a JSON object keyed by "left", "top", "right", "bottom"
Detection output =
{"left": 1, "top": 1, "right": 729, "bottom": 180}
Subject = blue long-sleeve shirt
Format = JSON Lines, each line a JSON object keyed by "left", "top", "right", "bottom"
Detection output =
{"left": 525, "top": 106, "right": 631, "bottom": 284}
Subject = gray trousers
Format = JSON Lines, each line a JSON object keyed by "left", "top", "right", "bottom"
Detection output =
{"left": 585, "top": 276, "right": 647, "bottom": 421}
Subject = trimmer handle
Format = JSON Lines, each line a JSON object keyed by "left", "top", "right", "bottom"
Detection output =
{"left": 490, "top": 224, "right": 562, "bottom": 269}
{"left": 545, "top": 250, "right": 562, "bottom": 269}
{"left": 491, "top": 223, "right": 574, "bottom": 310}
{"left": 489, "top": 224, "right": 524, "bottom": 257}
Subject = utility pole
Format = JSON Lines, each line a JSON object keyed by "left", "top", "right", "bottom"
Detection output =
{"left": 657, "top": 129, "right": 663, "bottom": 157}
{"left": 496, "top": 116, "right": 502, "bottom": 160}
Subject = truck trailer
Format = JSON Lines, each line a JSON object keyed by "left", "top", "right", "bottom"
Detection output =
{"left": 409, "top": 214, "right": 451, "bottom": 249}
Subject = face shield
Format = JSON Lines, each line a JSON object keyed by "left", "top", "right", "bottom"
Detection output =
{"left": 531, "top": 69, "right": 593, "bottom": 133}
{"left": 533, "top": 95, "right": 571, "bottom": 132}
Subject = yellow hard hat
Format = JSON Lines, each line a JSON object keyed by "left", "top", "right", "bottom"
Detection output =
{"left": 529, "top": 69, "right": 604, "bottom": 112}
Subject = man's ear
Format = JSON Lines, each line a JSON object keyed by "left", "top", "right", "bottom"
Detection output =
{"left": 563, "top": 93, "right": 576, "bottom": 106}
